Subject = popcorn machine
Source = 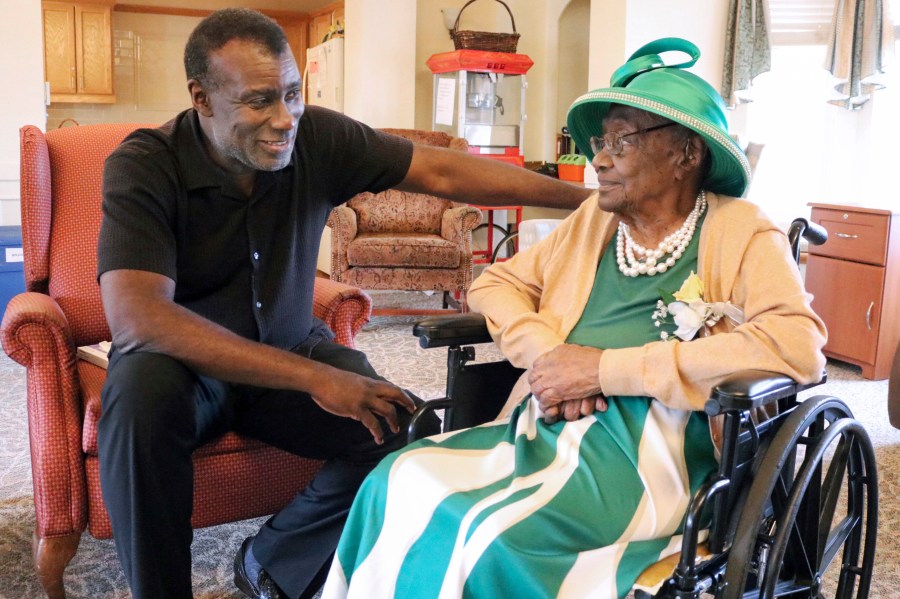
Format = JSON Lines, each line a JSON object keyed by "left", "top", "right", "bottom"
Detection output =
{"left": 426, "top": 49, "right": 533, "bottom": 166}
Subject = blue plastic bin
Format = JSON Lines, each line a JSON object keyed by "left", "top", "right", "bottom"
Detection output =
{"left": 0, "top": 225, "right": 25, "bottom": 316}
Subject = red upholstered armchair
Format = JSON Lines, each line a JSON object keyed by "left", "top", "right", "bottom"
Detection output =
{"left": 327, "top": 129, "right": 482, "bottom": 311}
{"left": 1, "top": 124, "right": 373, "bottom": 599}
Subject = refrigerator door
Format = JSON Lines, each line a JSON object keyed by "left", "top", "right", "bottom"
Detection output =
{"left": 305, "top": 38, "right": 344, "bottom": 112}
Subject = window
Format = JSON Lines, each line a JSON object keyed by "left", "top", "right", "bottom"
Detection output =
{"left": 735, "top": 0, "right": 898, "bottom": 229}
{"left": 768, "top": 0, "right": 836, "bottom": 45}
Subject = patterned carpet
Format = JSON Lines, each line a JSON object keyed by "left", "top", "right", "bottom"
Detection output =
{"left": 0, "top": 290, "right": 897, "bottom": 598}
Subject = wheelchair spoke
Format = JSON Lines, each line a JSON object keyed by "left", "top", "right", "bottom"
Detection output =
{"left": 788, "top": 428, "right": 834, "bottom": 581}
{"left": 782, "top": 488, "right": 817, "bottom": 583}
{"left": 770, "top": 469, "right": 789, "bottom": 514}
{"left": 769, "top": 439, "right": 818, "bottom": 582}
{"left": 817, "top": 435, "right": 852, "bottom": 560}
{"left": 820, "top": 513, "right": 860, "bottom": 576}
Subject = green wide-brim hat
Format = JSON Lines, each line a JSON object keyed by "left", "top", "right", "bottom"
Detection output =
{"left": 567, "top": 38, "right": 751, "bottom": 198}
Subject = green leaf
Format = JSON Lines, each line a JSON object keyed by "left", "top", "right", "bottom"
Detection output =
{"left": 658, "top": 288, "right": 676, "bottom": 304}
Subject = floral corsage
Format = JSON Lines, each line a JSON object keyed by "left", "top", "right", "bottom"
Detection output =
{"left": 653, "top": 272, "right": 745, "bottom": 341}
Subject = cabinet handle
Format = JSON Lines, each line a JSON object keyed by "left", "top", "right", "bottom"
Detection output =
{"left": 836, "top": 232, "right": 859, "bottom": 239}
{"left": 865, "top": 301, "right": 874, "bottom": 331}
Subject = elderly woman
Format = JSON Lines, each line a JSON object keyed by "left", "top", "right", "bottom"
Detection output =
{"left": 321, "top": 38, "right": 826, "bottom": 599}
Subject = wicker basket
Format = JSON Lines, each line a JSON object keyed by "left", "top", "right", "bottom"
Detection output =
{"left": 451, "top": 0, "right": 520, "bottom": 53}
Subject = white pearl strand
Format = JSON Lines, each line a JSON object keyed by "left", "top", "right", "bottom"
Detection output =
{"left": 616, "top": 190, "right": 707, "bottom": 277}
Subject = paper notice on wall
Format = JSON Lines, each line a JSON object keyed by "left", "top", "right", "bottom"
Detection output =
{"left": 435, "top": 78, "right": 456, "bottom": 126}
{"left": 5, "top": 248, "right": 23, "bottom": 263}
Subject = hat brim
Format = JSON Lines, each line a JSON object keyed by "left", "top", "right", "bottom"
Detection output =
{"left": 567, "top": 89, "right": 751, "bottom": 198}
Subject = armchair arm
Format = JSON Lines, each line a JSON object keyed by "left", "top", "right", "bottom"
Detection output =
{"left": 0, "top": 292, "right": 88, "bottom": 537}
{"left": 440, "top": 206, "right": 482, "bottom": 245}
{"left": 313, "top": 277, "right": 372, "bottom": 348}
{"left": 326, "top": 206, "right": 358, "bottom": 281}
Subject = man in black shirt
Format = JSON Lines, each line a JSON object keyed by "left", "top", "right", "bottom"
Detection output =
{"left": 97, "top": 8, "right": 591, "bottom": 599}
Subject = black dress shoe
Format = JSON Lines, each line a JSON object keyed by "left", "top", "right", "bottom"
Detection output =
{"left": 234, "top": 537, "right": 288, "bottom": 599}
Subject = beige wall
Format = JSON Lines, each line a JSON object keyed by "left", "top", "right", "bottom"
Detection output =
{"left": 1, "top": 2, "right": 46, "bottom": 225}
{"left": 556, "top": 0, "right": 590, "bottom": 141}
{"left": 344, "top": 0, "right": 417, "bottom": 127}
{"left": 625, "top": 0, "right": 728, "bottom": 88}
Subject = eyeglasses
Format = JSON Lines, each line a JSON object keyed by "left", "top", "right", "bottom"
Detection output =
{"left": 588, "top": 122, "right": 677, "bottom": 157}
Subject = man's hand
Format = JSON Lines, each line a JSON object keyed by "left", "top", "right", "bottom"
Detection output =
{"left": 311, "top": 369, "right": 416, "bottom": 444}
{"left": 542, "top": 396, "right": 608, "bottom": 424}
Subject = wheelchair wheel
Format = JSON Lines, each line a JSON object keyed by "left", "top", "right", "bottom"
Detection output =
{"left": 722, "top": 395, "right": 877, "bottom": 599}
{"left": 490, "top": 231, "right": 518, "bottom": 263}
{"left": 472, "top": 223, "right": 517, "bottom": 263}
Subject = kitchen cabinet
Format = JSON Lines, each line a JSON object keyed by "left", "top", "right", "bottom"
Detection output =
{"left": 271, "top": 15, "right": 309, "bottom": 82}
{"left": 805, "top": 204, "right": 900, "bottom": 379}
{"left": 308, "top": 2, "right": 344, "bottom": 47}
{"left": 42, "top": 0, "right": 115, "bottom": 103}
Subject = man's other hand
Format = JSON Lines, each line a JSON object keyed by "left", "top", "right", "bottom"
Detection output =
{"left": 312, "top": 370, "right": 415, "bottom": 444}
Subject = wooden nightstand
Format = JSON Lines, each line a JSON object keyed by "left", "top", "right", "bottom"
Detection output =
{"left": 805, "top": 203, "right": 900, "bottom": 379}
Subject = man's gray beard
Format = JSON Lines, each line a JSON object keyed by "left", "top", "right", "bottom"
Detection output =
{"left": 226, "top": 144, "right": 291, "bottom": 172}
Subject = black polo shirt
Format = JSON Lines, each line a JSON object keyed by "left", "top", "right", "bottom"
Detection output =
{"left": 98, "top": 107, "right": 413, "bottom": 349}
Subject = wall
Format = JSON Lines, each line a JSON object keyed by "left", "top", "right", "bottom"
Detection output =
{"left": 555, "top": 0, "right": 590, "bottom": 139}
{"left": 344, "top": 0, "right": 417, "bottom": 127}
{"left": 0, "top": 2, "right": 47, "bottom": 225}
{"left": 624, "top": 0, "right": 727, "bottom": 88}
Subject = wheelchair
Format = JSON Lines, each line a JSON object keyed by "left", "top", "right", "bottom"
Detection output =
{"left": 407, "top": 218, "right": 878, "bottom": 599}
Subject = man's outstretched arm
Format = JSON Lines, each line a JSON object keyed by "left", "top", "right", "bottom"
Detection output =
{"left": 396, "top": 143, "right": 593, "bottom": 210}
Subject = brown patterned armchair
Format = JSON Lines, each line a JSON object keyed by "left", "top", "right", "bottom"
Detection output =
{"left": 1, "top": 124, "right": 373, "bottom": 599}
{"left": 327, "top": 129, "right": 482, "bottom": 312}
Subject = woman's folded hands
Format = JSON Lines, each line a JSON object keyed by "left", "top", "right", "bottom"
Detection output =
{"left": 529, "top": 344, "right": 608, "bottom": 423}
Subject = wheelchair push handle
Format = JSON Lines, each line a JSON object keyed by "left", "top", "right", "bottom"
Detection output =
{"left": 787, "top": 217, "right": 828, "bottom": 265}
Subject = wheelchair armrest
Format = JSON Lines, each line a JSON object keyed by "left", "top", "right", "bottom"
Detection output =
{"left": 705, "top": 369, "right": 826, "bottom": 416}
{"left": 413, "top": 313, "right": 493, "bottom": 348}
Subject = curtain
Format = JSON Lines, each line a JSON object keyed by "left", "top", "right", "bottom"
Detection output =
{"left": 722, "top": 0, "right": 772, "bottom": 107}
{"left": 825, "top": 0, "right": 896, "bottom": 108}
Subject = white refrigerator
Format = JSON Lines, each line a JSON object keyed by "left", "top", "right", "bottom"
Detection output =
{"left": 305, "top": 37, "right": 344, "bottom": 112}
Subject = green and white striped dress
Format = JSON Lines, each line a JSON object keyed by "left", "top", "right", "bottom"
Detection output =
{"left": 322, "top": 229, "right": 718, "bottom": 599}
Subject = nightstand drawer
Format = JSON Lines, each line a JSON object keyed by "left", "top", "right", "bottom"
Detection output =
{"left": 809, "top": 207, "right": 890, "bottom": 266}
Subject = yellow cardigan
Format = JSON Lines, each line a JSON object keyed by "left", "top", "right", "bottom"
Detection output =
{"left": 469, "top": 192, "right": 826, "bottom": 441}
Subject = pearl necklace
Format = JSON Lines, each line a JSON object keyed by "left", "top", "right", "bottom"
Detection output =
{"left": 616, "top": 191, "right": 707, "bottom": 277}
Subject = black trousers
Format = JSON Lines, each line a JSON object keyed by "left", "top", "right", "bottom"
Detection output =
{"left": 98, "top": 337, "right": 439, "bottom": 599}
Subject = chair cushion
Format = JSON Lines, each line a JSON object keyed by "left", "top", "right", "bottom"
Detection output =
{"left": 347, "top": 233, "right": 461, "bottom": 268}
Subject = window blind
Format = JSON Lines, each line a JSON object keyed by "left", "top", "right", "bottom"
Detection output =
{"left": 768, "top": 0, "right": 836, "bottom": 45}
